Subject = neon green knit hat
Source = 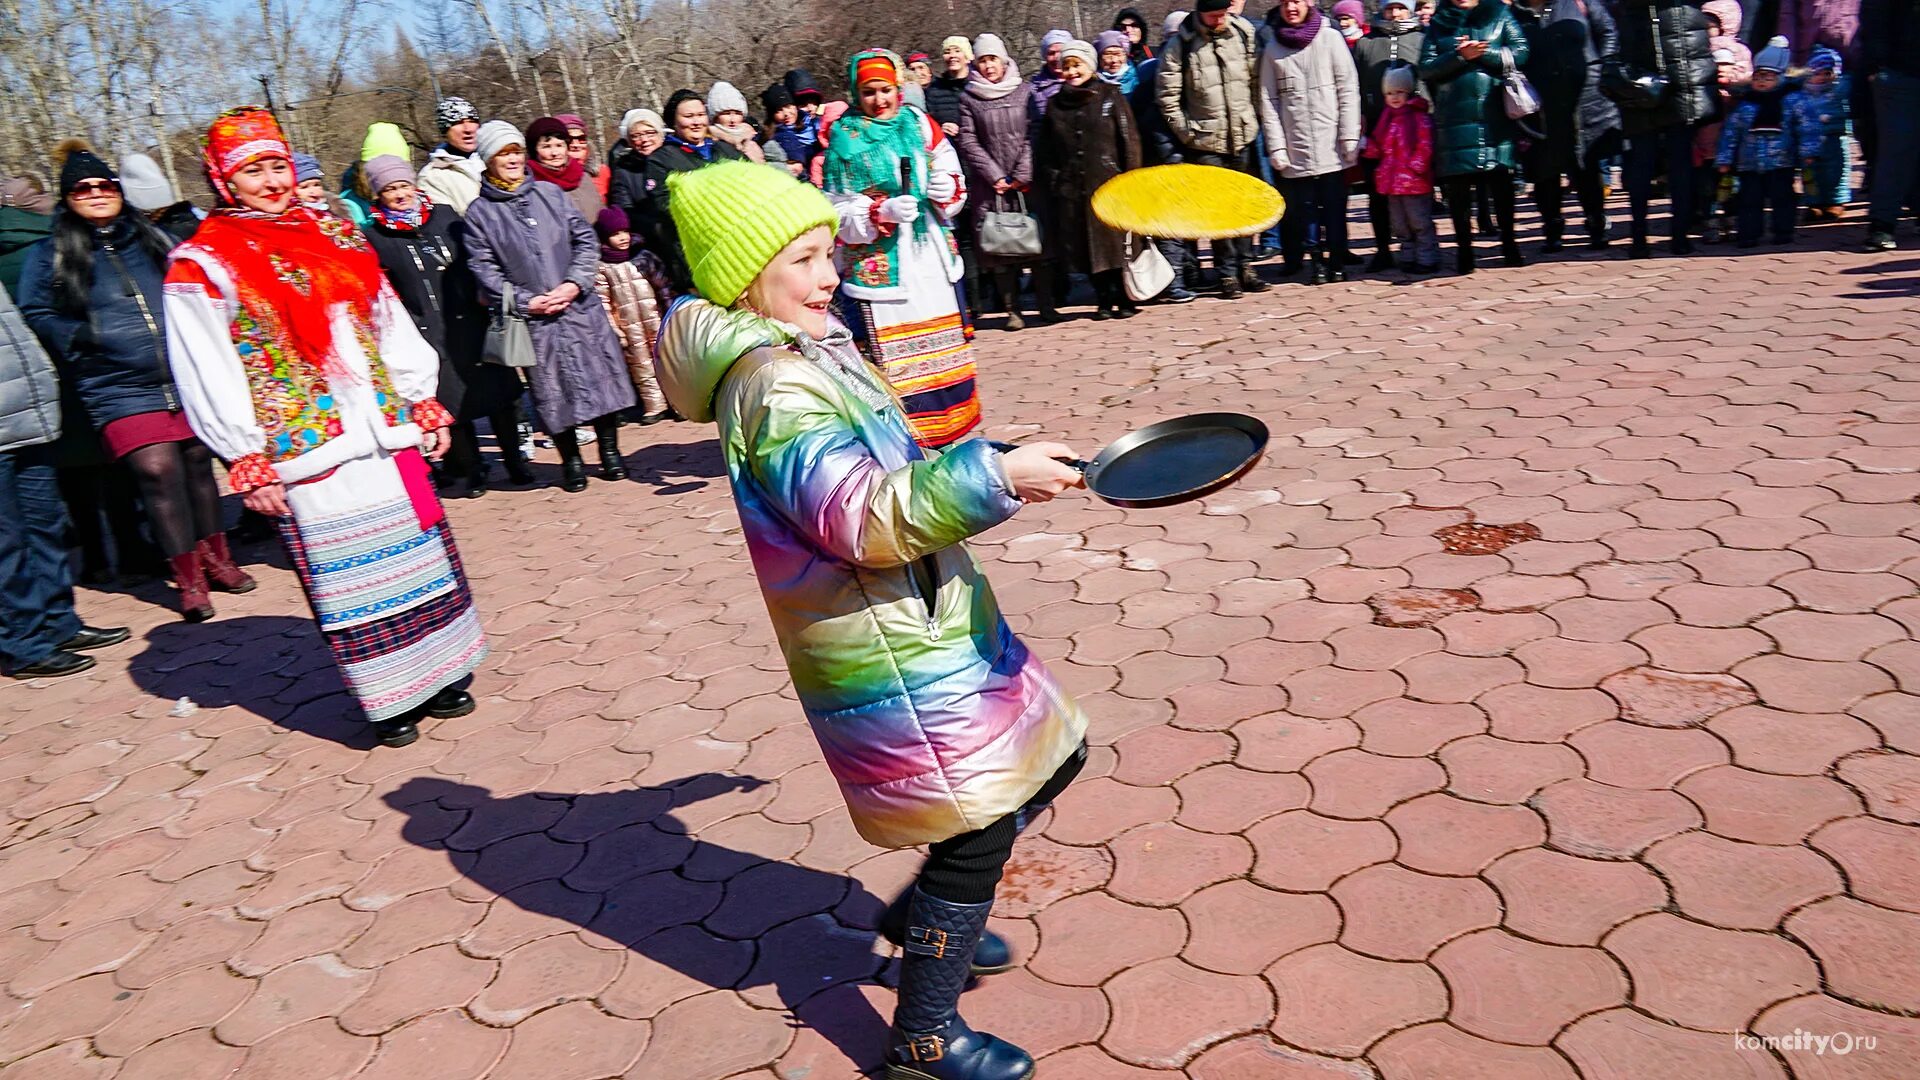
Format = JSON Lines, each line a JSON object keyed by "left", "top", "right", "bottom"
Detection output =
{"left": 668, "top": 161, "right": 839, "bottom": 307}
{"left": 360, "top": 122, "right": 410, "bottom": 163}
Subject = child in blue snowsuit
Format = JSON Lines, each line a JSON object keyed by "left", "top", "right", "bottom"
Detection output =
{"left": 1718, "top": 37, "right": 1804, "bottom": 247}
{"left": 1795, "top": 46, "right": 1851, "bottom": 217}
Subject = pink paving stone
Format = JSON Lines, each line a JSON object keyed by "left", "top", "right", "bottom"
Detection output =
{"left": 1659, "top": 582, "right": 1794, "bottom": 627}
{"left": 1644, "top": 831, "right": 1843, "bottom": 930}
{"left": 1777, "top": 569, "right": 1917, "bottom": 615}
{"left": 1265, "top": 943, "right": 1447, "bottom": 1057}
{"left": 1044, "top": 776, "right": 1183, "bottom": 846}
{"left": 1786, "top": 897, "right": 1920, "bottom": 1013}
{"left": 1307, "top": 564, "right": 1412, "bottom": 603}
{"left": 1327, "top": 624, "right": 1444, "bottom": 671}
{"left": 1106, "top": 822, "right": 1254, "bottom": 906}
{"left": 1029, "top": 890, "right": 1187, "bottom": 986}
{"left": 1836, "top": 749, "right": 1920, "bottom": 824}
{"left": 0, "top": 1041, "right": 123, "bottom": 1080}
{"left": 1034, "top": 1046, "right": 1167, "bottom": 1080}
{"left": 1187, "top": 1035, "right": 1380, "bottom": 1079}
{"left": 1370, "top": 1022, "right": 1578, "bottom": 1080}
{"left": 1438, "top": 736, "right": 1584, "bottom": 804}
{"left": 1578, "top": 561, "right": 1699, "bottom": 601}
{"left": 212, "top": 954, "right": 374, "bottom": 1046}
{"left": 1557, "top": 1008, "right": 1787, "bottom": 1080}
{"left": 1709, "top": 706, "right": 1882, "bottom": 776}
{"left": 1604, "top": 912, "right": 1820, "bottom": 1031}
{"left": 1174, "top": 764, "right": 1311, "bottom": 833}
{"left": 595, "top": 925, "right": 753, "bottom": 1020}
{"left": 1432, "top": 610, "right": 1557, "bottom": 657}
{"left": 1682, "top": 546, "right": 1812, "bottom": 587}
{"left": 337, "top": 888, "right": 486, "bottom": 968}
{"left": 93, "top": 963, "right": 254, "bottom": 1057}
{"left": 1366, "top": 587, "right": 1481, "bottom": 628}
{"left": 9, "top": 917, "right": 145, "bottom": 997}
{"left": 1180, "top": 880, "right": 1341, "bottom": 976}
{"left": 1600, "top": 667, "right": 1759, "bottom": 727}
{"left": 1102, "top": 957, "right": 1272, "bottom": 1068}
{"left": 1246, "top": 810, "right": 1397, "bottom": 891}
{"left": 1350, "top": 699, "right": 1487, "bottom": 757}
{"left": 1632, "top": 623, "right": 1773, "bottom": 673}
{"left": 1569, "top": 720, "right": 1730, "bottom": 787}
{"left": 1546, "top": 596, "right": 1676, "bottom": 642}
{"left": 1533, "top": 778, "right": 1703, "bottom": 857}
{"left": 238, "top": 1017, "right": 377, "bottom": 1080}
{"left": 1871, "top": 639, "right": 1920, "bottom": 694}
{"left": 0, "top": 972, "right": 134, "bottom": 1061}
{"left": 338, "top": 942, "right": 496, "bottom": 1036}
{"left": 1478, "top": 683, "right": 1618, "bottom": 742}
{"left": 1679, "top": 765, "right": 1864, "bottom": 844}
{"left": 1304, "top": 749, "right": 1446, "bottom": 819}
{"left": 1109, "top": 725, "right": 1235, "bottom": 787}
{"left": 1793, "top": 533, "right": 1920, "bottom": 573}
{"left": 1168, "top": 681, "right": 1288, "bottom": 731}
{"left": 468, "top": 933, "right": 622, "bottom": 1026}
{"left": 1758, "top": 611, "right": 1909, "bottom": 662}
{"left": 352, "top": 1009, "right": 510, "bottom": 1080}
{"left": 1755, "top": 993, "right": 1920, "bottom": 1079}
{"left": 1485, "top": 846, "right": 1667, "bottom": 946}
{"left": 493, "top": 1000, "right": 653, "bottom": 1080}
{"left": 1280, "top": 666, "right": 1407, "bottom": 719}
{"left": 991, "top": 837, "right": 1113, "bottom": 918}
{"left": 1232, "top": 712, "right": 1361, "bottom": 772}
{"left": 1513, "top": 638, "right": 1649, "bottom": 690}
{"left": 1383, "top": 793, "right": 1546, "bottom": 875}
{"left": 1433, "top": 929, "right": 1627, "bottom": 1045}
{"left": 1332, "top": 863, "right": 1500, "bottom": 961}
{"left": 1810, "top": 816, "right": 1920, "bottom": 913}
{"left": 1220, "top": 639, "right": 1336, "bottom": 689}
{"left": 1397, "top": 652, "right": 1526, "bottom": 704}
{"left": 110, "top": 1027, "right": 245, "bottom": 1080}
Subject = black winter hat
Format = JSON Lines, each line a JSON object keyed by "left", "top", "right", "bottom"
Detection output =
{"left": 783, "top": 68, "right": 823, "bottom": 103}
{"left": 1194, "top": 0, "right": 1232, "bottom": 11}
{"left": 761, "top": 82, "right": 796, "bottom": 115}
{"left": 53, "top": 138, "right": 115, "bottom": 195}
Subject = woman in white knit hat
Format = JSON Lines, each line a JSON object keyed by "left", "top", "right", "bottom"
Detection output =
{"left": 706, "top": 81, "right": 767, "bottom": 163}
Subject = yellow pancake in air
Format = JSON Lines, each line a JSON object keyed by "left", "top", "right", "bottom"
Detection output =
{"left": 1092, "top": 164, "right": 1286, "bottom": 240}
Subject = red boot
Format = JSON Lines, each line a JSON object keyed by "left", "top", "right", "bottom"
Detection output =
{"left": 169, "top": 552, "right": 215, "bottom": 622}
{"left": 197, "top": 534, "right": 257, "bottom": 594}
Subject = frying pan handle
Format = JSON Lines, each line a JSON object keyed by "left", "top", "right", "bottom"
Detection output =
{"left": 986, "top": 440, "right": 1089, "bottom": 472}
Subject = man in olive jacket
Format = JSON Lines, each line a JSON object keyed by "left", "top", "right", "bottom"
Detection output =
{"left": 0, "top": 284, "right": 126, "bottom": 679}
{"left": 1157, "top": 0, "right": 1270, "bottom": 298}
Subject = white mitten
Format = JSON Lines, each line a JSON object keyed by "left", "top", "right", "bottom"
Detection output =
{"left": 879, "top": 195, "right": 922, "bottom": 224}
{"left": 926, "top": 172, "right": 958, "bottom": 204}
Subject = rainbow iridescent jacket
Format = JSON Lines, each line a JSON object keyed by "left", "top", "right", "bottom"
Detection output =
{"left": 656, "top": 297, "right": 1087, "bottom": 848}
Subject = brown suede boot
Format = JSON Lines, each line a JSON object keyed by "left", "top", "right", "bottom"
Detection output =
{"left": 169, "top": 552, "right": 215, "bottom": 622}
{"left": 197, "top": 534, "right": 257, "bottom": 594}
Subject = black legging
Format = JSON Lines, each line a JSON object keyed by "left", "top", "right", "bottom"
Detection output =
{"left": 1534, "top": 161, "right": 1608, "bottom": 244}
{"left": 918, "top": 742, "right": 1088, "bottom": 905}
{"left": 1443, "top": 170, "right": 1516, "bottom": 253}
{"left": 1278, "top": 172, "right": 1351, "bottom": 266}
{"left": 122, "top": 439, "right": 223, "bottom": 557}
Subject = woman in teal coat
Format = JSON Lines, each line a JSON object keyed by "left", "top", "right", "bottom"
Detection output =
{"left": 1418, "top": 0, "right": 1530, "bottom": 273}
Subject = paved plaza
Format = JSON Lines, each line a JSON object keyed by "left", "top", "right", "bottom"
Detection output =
{"left": 2, "top": 213, "right": 1919, "bottom": 1079}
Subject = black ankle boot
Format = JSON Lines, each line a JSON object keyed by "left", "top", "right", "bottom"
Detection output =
{"left": 1456, "top": 245, "right": 1476, "bottom": 275}
{"left": 887, "top": 889, "right": 1033, "bottom": 1080}
{"left": 1501, "top": 241, "right": 1525, "bottom": 267}
{"left": 879, "top": 888, "right": 1015, "bottom": 976}
{"left": 597, "top": 425, "right": 627, "bottom": 482}
{"left": 560, "top": 458, "right": 588, "bottom": 493}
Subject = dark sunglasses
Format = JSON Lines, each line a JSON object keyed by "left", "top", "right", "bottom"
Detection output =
{"left": 69, "top": 180, "right": 120, "bottom": 197}
{"left": 567, "top": 135, "right": 590, "bottom": 145}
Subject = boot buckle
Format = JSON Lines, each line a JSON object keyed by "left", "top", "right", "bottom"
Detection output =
{"left": 904, "top": 926, "right": 950, "bottom": 958}
{"left": 903, "top": 1034, "right": 945, "bottom": 1062}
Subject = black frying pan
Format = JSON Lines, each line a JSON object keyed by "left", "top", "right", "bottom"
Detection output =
{"left": 991, "top": 412, "right": 1269, "bottom": 508}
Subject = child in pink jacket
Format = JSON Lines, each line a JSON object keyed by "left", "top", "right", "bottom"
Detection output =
{"left": 1364, "top": 65, "right": 1439, "bottom": 273}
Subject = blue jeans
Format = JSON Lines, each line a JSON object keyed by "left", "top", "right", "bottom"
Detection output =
{"left": 0, "top": 444, "right": 81, "bottom": 673}
{"left": 1869, "top": 71, "right": 1920, "bottom": 231}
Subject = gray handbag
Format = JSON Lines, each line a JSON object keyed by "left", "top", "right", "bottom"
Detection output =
{"left": 977, "top": 192, "right": 1043, "bottom": 258}
{"left": 483, "top": 281, "right": 537, "bottom": 368}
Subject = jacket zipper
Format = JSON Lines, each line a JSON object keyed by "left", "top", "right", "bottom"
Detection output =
{"left": 104, "top": 242, "right": 177, "bottom": 412}
{"left": 911, "top": 554, "right": 943, "bottom": 641}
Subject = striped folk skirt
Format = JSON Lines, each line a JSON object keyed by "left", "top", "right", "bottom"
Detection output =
{"left": 844, "top": 239, "right": 981, "bottom": 449}
{"left": 277, "top": 449, "right": 488, "bottom": 722}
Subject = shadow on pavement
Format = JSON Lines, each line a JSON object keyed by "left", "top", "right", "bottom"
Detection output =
{"left": 384, "top": 774, "right": 891, "bottom": 1068}
{"left": 125, "top": 614, "right": 375, "bottom": 748}
{"left": 619, "top": 436, "right": 727, "bottom": 496}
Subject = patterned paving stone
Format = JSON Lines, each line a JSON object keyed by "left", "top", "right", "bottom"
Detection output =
{"left": 1104, "top": 958, "right": 1272, "bottom": 1068}
{"left": 1266, "top": 943, "right": 1447, "bottom": 1058}
{"left": 1605, "top": 912, "right": 1820, "bottom": 1031}
{"left": 1434, "top": 929, "right": 1627, "bottom": 1044}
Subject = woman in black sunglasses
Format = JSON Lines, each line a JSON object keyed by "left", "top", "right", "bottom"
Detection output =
{"left": 1113, "top": 6, "right": 1156, "bottom": 63}
{"left": 17, "top": 140, "right": 252, "bottom": 620}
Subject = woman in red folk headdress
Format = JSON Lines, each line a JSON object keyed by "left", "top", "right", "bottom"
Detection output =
{"left": 163, "top": 106, "right": 488, "bottom": 749}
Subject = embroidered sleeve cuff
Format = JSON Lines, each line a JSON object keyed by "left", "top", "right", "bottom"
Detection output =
{"left": 227, "top": 453, "right": 278, "bottom": 493}
{"left": 867, "top": 198, "right": 898, "bottom": 237}
{"left": 410, "top": 398, "right": 455, "bottom": 432}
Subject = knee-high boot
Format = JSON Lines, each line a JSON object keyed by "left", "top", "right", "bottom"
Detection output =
{"left": 886, "top": 888, "right": 1033, "bottom": 1080}
{"left": 594, "top": 416, "right": 626, "bottom": 482}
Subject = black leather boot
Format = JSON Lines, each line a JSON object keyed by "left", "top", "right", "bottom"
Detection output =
{"left": 596, "top": 419, "right": 627, "bottom": 482}
{"left": 886, "top": 889, "right": 1033, "bottom": 1080}
{"left": 880, "top": 888, "right": 1015, "bottom": 976}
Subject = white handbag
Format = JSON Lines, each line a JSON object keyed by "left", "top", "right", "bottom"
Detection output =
{"left": 1502, "top": 51, "right": 1541, "bottom": 120}
{"left": 1123, "top": 234, "right": 1174, "bottom": 302}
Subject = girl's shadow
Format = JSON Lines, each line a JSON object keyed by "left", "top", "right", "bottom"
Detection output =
{"left": 383, "top": 774, "right": 891, "bottom": 1068}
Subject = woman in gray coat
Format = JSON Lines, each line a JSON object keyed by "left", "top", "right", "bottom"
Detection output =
{"left": 463, "top": 121, "right": 636, "bottom": 493}
{"left": 957, "top": 33, "right": 1054, "bottom": 328}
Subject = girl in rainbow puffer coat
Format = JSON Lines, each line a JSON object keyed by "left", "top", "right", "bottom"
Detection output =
{"left": 656, "top": 159, "right": 1088, "bottom": 1080}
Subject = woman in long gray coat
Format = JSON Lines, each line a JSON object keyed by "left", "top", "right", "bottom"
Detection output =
{"left": 463, "top": 121, "right": 636, "bottom": 492}
{"left": 957, "top": 33, "right": 1052, "bottom": 328}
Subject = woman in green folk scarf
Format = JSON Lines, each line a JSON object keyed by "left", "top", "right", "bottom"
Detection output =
{"left": 822, "top": 48, "right": 982, "bottom": 449}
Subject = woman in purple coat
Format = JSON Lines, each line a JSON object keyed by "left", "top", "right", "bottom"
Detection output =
{"left": 958, "top": 33, "right": 1057, "bottom": 328}
{"left": 463, "top": 121, "right": 636, "bottom": 493}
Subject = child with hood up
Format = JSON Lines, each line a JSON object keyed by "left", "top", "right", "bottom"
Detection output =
{"left": 1718, "top": 36, "right": 1804, "bottom": 248}
{"left": 655, "top": 159, "right": 1089, "bottom": 1080}
{"left": 1795, "top": 46, "right": 1851, "bottom": 218}
{"left": 1364, "top": 65, "right": 1440, "bottom": 273}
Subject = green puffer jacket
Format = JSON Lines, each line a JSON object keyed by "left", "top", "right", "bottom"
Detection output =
{"left": 1417, "top": 0, "right": 1532, "bottom": 177}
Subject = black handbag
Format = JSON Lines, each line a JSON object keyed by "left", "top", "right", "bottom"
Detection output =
{"left": 1601, "top": 6, "right": 1671, "bottom": 110}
